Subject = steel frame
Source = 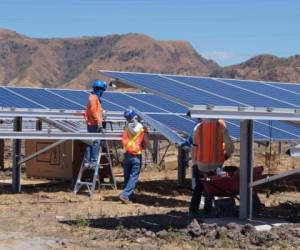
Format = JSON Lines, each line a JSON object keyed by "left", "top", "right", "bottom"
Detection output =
{"left": 189, "top": 105, "right": 300, "bottom": 121}
{"left": 188, "top": 105, "right": 300, "bottom": 220}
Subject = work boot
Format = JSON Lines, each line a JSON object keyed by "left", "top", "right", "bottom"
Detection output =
{"left": 119, "top": 194, "right": 133, "bottom": 204}
{"left": 187, "top": 216, "right": 202, "bottom": 237}
{"left": 83, "top": 162, "right": 90, "bottom": 168}
{"left": 89, "top": 162, "right": 97, "bottom": 169}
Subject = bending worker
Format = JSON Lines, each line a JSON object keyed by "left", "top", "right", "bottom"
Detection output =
{"left": 188, "top": 118, "right": 234, "bottom": 220}
{"left": 83, "top": 80, "right": 107, "bottom": 168}
{"left": 119, "top": 110, "right": 152, "bottom": 204}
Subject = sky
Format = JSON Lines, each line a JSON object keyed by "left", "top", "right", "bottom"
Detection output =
{"left": 0, "top": 0, "right": 299, "bottom": 66}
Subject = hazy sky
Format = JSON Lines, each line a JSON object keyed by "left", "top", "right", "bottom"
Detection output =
{"left": 0, "top": 0, "right": 299, "bottom": 66}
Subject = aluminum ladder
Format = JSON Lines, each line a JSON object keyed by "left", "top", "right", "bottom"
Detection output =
{"left": 74, "top": 140, "right": 117, "bottom": 196}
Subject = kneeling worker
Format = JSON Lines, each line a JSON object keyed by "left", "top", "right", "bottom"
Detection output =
{"left": 188, "top": 119, "right": 234, "bottom": 220}
{"left": 119, "top": 110, "right": 152, "bottom": 204}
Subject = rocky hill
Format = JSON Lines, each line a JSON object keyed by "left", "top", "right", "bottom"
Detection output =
{"left": 0, "top": 28, "right": 219, "bottom": 89}
{"left": 1, "top": 28, "right": 300, "bottom": 88}
{"left": 212, "top": 54, "right": 300, "bottom": 83}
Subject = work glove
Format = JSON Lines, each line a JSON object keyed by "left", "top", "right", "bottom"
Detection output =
{"left": 97, "top": 126, "right": 104, "bottom": 133}
{"left": 102, "top": 121, "right": 107, "bottom": 129}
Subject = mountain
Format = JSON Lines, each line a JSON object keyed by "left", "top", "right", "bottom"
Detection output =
{"left": 0, "top": 28, "right": 219, "bottom": 89}
{"left": 1, "top": 28, "right": 300, "bottom": 88}
{"left": 212, "top": 54, "right": 300, "bottom": 83}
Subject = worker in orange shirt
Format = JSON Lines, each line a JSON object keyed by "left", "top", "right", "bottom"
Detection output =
{"left": 83, "top": 80, "right": 107, "bottom": 168}
{"left": 187, "top": 119, "right": 234, "bottom": 222}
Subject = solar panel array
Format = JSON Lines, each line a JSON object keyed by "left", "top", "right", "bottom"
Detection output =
{"left": 102, "top": 71, "right": 300, "bottom": 109}
{"left": 1, "top": 85, "right": 300, "bottom": 141}
{"left": 100, "top": 70, "right": 300, "bottom": 141}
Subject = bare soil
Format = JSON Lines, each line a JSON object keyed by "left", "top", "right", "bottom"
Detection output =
{"left": 0, "top": 142, "right": 299, "bottom": 249}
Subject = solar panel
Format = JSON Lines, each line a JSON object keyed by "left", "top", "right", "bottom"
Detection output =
{"left": 102, "top": 72, "right": 238, "bottom": 106}
{"left": 100, "top": 70, "right": 300, "bottom": 141}
{"left": 103, "top": 92, "right": 167, "bottom": 113}
{"left": 7, "top": 87, "right": 83, "bottom": 110}
{"left": 102, "top": 71, "right": 300, "bottom": 109}
{"left": 0, "top": 88, "right": 43, "bottom": 109}
{"left": 1, "top": 82, "right": 300, "bottom": 141}
{"left": 170, "top": 76, "right": 297, "bottom": 108}
{"left": 271, "top": 82, "right": 300, "bottom": 96}
{"left": 127, "top": 93, "right": 187, "bottom": 113}
{"left": 48, "top": 89, "right": 88, "bottom": 107}
{"left": 221, "top": 79, "right": 300, "bottom": 108}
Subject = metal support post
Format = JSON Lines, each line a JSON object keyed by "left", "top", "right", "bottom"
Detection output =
{"left": 36, "top": 119, "right": 42, "bottom": 131}
{"left": 278, "top": 141, "right": 282, "bottom": 155}
{"left": 152, "top": 137, "right": 160, "bottom": 164}
{"left": 12, "top": 117, "right": 22, "bottom": 193}
{"left": 177, "top": 147, "right": 186, "bottom": 184}
{"left": 0, "top": 139, "right": 4, "bottom": 170}
{"left": 239, "top": 119, "right": 253, "bottom": 220}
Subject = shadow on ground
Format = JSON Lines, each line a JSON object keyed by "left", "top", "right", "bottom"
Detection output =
{"left": 257, "top": 201, "right": 300, "bottom": 223}
{"left": 104, "top": 193, "right": 190, "bottom": 208}
{"left": 135, "top": 179, "right": 192, "bottom": 196}
{"left": 62, "top": 210, "right": 189, "bottom": 232}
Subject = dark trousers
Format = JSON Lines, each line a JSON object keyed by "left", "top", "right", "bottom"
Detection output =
{"left": 189, "top": 165, "right": 216, "bottom": 217}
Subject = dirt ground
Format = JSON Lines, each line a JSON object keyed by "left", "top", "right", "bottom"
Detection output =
{"left": 0, "top": 142, "right": 299, "bottom": 249}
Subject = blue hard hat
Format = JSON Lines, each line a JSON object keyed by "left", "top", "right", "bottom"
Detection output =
{"left": 92, "top": 80, "right": 107, "bottom": 91}
{"left": 124, "top": 110, "right": 137, "bottom": 120}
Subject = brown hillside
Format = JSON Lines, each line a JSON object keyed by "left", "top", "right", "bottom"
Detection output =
{"left": 0, "top": 29, "right": 219, "bottom": 89}
{"left": 212, "top": 54, "right": 300, "bottom": 83}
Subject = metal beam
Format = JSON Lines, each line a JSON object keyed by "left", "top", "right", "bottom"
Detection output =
{"left": 177, "top": 147, "right": 186, "bottom": 184}
{"left": 0, "top": 108, "right": 124, "bottom": 120}
{"left": 239, "top": 120, "right": 254, "bottom": 220}
{"left": 0, "top": 131, "right": 122, "bottom": 140}
{"left": 189, "top": 105, "right": 300, "bottom": 121}
{"left": 250, "top": 167, "right": 300, "bottom": 187}
{"left": 39, "top": 117, "right": 92, "bottom": 146}
{"left": 12, "top": 117, "right": 22, "bottom": 193}
{"left": 18, "top": 140, "right": 66, "bottom": 165}
{"left": 0, "top": 139, "right": 4, "bottom": 170}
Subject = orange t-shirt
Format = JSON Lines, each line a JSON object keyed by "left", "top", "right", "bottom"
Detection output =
{"left": 84, "top": 94, "right": 103, "bottom": 125}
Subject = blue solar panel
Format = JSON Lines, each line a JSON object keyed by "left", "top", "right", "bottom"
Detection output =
{"left": 127, "top": 93, "right": 188, "bottom": 113}
{"left": 103, "top": 72, "right": 238, "bottom": 106}
{"left": 102, "top": 92, "right": 166, "bottom": 113}
{"left": 148, "top": 114, "right": 196, "bottom": 135}
{"left": 0, "top": 88, "right": 43, "bottom": 109}
{"left": 51, "top": 89, "right": 124, "bottom": 112}
{"left": 49, "top": 89, "right": 88, "bottom": 107}
{"left": 103, "top": 71, "right": 300, "bottom": 109}
{"left": 2, "top": 81, "right": 300, "bottom": 141}
{"left": 8, "top": 87, "right": 83, "bottom": 110}
{"left": 101, "top": 71, "right": 300, "bottom": 141}
{"left": 222, "top": 79, "right": 300, "bottom": 108}
{"left": 267, "top": 82, "right": 300, "bottom": 97}
{"left": 169, "top": 76, "right": 297, "bottom": 108}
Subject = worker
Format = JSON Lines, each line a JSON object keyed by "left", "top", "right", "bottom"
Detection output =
{"left": 119, "top": 110, "right": 152, "bottom": 204}
{"left": 187, "top": 118, "right": 234, "bottom": 221}
{"left": 83, "top": 80, "right": 107, "bottom": 168}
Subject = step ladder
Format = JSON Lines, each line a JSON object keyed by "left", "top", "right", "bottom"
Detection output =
{"left": 74, "top": 140, "right": 117, "bottom": 196}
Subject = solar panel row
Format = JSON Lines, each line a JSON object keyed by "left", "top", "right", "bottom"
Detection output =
{"left": 1, "top": 85, "right": 300, "bottom": 141}
{"left": 102, "top": 71, "right": 300, "bottom": 109}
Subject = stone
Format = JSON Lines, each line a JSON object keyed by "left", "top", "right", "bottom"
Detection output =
{"left": 156, "top": 230, "right": 168, "bottom": 238}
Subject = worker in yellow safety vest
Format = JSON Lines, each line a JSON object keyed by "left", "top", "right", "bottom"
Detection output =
{"left": 119, "top": 110, "right": 152, "bottom": 204}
